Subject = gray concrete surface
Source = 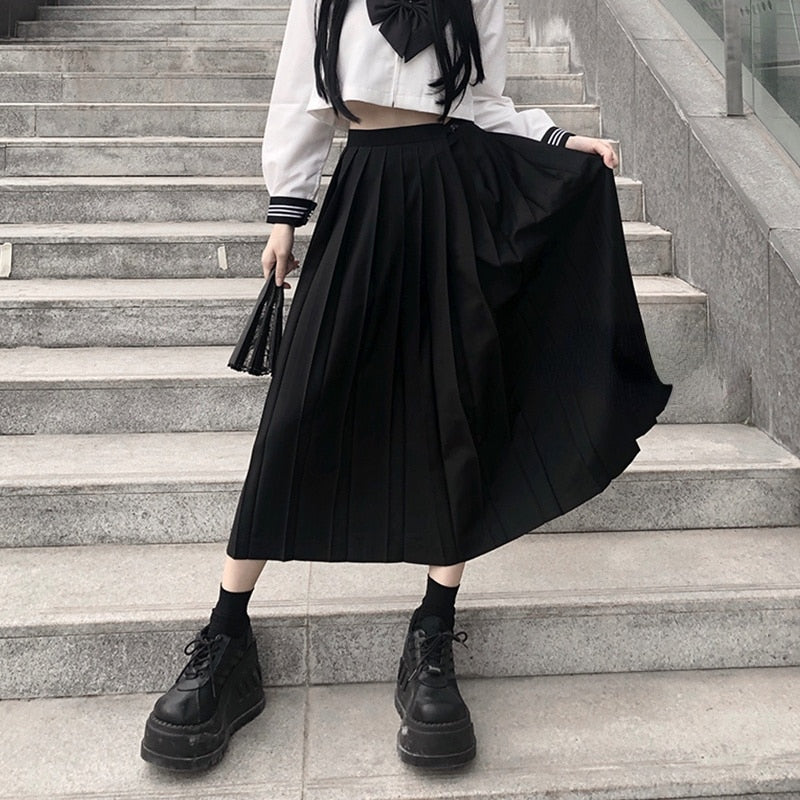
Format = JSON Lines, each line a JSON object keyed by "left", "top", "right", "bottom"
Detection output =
{"left": 0, "top": 101, "right": 602, "bottom": 138}
{"left": 0, "top": 71, "right": 582, "bottom": 105}
{"left": 2, "top": 528, "right": 800, "bottom": 697}
{"left": 2, "top": 422, "right": 797, "bottom": 547}
{"left": 0, "top": 275, "right": 719, "bottom": 433}
{"left": 2, "top": 668, "right": 800, "bottom": 798}
{"left": 38, "top": 6, "right": 296, "bottom": 21}
{"left": 0, "top": 273, "right": 726, "bottom": 431}
{"left": 0, "top": 273, "right": 689, "bottom": 347}
{"left": 0, "top": 42, "right": 569, "bottom": 75}
{"left": 0, "top": 218, "right": 668, "bottom": 280}
{"left": 2, "top": 132, "right": 625, "bottom": 180}
{"left": 2, "top": 168, "right": 636, "bottom": 222}
{"left": 15, "top": 18, "right": 527, "bottom": 41}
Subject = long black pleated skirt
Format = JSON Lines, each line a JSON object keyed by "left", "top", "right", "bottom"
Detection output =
{"left": 226, "top": 118, "right": 673, "bottom": 565}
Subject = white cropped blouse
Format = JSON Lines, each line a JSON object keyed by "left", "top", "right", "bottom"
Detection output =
{"left": 263, "top": 0, "right": 574, "bottom": 226}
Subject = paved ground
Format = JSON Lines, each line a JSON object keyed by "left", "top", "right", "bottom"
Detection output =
{"left": 4, "top": 669, "right": 800, "bottom": 799}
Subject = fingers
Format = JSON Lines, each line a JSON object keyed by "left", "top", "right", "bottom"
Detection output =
{"left": 565, "top": 135, "right": 618, "bottom": 169}
{"left": 274, "top": 253, "right": 299, "bottom": 288}
{"left": 262, "top": 249, "right": 299, "bottom": 287}
{"left": 274, "top": 255, "right": 289, "bottom": 287}
{"left": 589, "top": 138, "right": 617, "bottom": 169}
{"left": 599, "top": 142, "right": 619, "bottom": 170}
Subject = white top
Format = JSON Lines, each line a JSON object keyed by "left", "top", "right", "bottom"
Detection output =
{"left": 263, "top": 0, "right": 573, "bottom": 226}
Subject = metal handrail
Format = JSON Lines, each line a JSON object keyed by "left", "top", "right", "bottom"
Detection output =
{"left": 724, "top": 0, "right": 745, "bottom": 115}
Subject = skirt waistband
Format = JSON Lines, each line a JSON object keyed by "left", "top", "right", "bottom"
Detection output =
{"left": 345, "top": 118, "right": 470, "bottom": 147}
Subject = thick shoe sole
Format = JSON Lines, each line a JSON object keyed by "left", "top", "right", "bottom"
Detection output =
{"left": 394, "top": 692, "right": 476, "bottom": 769}
{"left": 140, "top": 691, "right": 266, "bottom": 772}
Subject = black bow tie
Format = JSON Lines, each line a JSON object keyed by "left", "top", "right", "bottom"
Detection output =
{"left": 366, "top": 0, "right": 445, "bottom": 62}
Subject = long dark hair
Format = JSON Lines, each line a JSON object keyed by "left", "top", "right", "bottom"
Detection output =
{"left": 313, "top": 0, "right": 485, "bottom": 123}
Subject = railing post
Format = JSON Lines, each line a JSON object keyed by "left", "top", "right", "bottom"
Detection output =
{"left": 724, "top": 0, "right": 745, "bottom": 116}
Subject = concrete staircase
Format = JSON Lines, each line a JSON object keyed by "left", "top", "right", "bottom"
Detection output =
{"left": 2, "top": 2, "right": 800, "bottom": 797}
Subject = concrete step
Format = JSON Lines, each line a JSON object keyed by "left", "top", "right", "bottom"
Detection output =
{"left": 0, "top": 135, "right": 272, "bottom": 177}
{"left": 0, "top": 101, "right": 601, "bottom": 138}
{"left": 0, "top": 272, "right": 686, "bottom": 347}
{"left": 0, "top": 276, "right": 720, "bottom": 431}
{"left": 0, "top": 424, "right": 797, "bottom": 548}
{"left": 45, "top": 0, "right": 523, "bottom": 8}
{"left": 38, "top": 5, "right": 299, "bottom": 21}
{"left": 54, "top": 0, "right": 360, "bottom": 5}
{"left": 3, "top": 667, "right": 800, "bottom": 797}
{"left": 0, "top": 42, "right": 570, "bottom": 75}
{"left": 0, "top": 345, "right": 269, "bottom": 434}
{"left": 16, "top": 18, "right": 528, "bottom": 40}
{"left": 0, "top": 342, "right": 736, "bottom": 432}
{"left": 0, "top": 219, "right": 671, "bottom": 279}
{"left": 1, "top": 132, "right": 620, "bottom": 182}
{"left": 38, "top": 2, "right": 522, "bottom": 21}
{"left": 2, "top": 526, "right": 800, "bottom": 696}
{"left": 1, "top": 161, "right": 628, "bottom": 221}
{"left": 0, "top": 70, "right": 584, "bottom": 106}
{"left": 0, "top": 175, "right": 272, "bottom": 223}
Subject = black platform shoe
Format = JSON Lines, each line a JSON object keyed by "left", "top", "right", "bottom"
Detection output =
{"left": 140, "top": 622, "right": 266, "bottom": 771}
{"left": 394, "top": 615, "right": 476, "bottom": 768}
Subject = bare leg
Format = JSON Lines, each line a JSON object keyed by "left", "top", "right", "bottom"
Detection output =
{"left": 221, "top": 556, "right": 267, "bottom": 593}
{"left": 428, "top": 562, "right": 465, "bottom": 588}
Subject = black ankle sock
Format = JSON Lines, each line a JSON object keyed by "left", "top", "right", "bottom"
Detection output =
{"left": 207, "top": 584, "right": 253, "bottom": 639}
{"left": 411, "top": 575, "right": 459, "bottom": 632}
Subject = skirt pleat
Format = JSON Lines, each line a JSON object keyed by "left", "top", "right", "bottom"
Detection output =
{"left": 227, "top": 119, "right": 673, "bottom": 565}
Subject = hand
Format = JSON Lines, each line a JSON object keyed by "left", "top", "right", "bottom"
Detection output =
{"left": 565, "top": 135, "right": 619, "bottom": 170}
{"left": 262, "top": 223, "right": 300, "bottom": 288}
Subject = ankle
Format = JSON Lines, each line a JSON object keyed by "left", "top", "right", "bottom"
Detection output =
{"left": 207, "top": 584, "right": 253, "bottom": 639}
{"left": 411, "top": 575, "right": 459, "bottom": 632}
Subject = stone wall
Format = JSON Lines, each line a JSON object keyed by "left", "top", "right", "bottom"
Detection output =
{"left": 1, "top": 1, "right": 54, "bottom": 38}
{"left": 519, "top": 0, "right": 800, "bottom": 456}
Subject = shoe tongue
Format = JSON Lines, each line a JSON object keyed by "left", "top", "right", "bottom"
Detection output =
{"left": 416, "top": 615, "right": 448, "bottom": 637}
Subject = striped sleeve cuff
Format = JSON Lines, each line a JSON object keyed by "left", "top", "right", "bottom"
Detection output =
{"left": 542, "top": 126, "right": 574, "bottom": 147}
{"left": 266, "top": 196, "right": 317, "bottom": 227}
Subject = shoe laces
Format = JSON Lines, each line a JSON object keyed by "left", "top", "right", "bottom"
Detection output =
{"left": 409, "top": 629, "right": 468, "bottom": 682}
{"left": 181, "top": 630, "right": 225, "bottom": 684}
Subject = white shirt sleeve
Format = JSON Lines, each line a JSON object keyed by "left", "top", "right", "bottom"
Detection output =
{"left": 262, "top": 0, "right": 336, "bottom": 226}
{"left": 470, "top": 0, "right": 574, "bottom": 145}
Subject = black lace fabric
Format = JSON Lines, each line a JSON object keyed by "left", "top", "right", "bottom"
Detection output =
{"left": 228, "top": 274, "right": 285, "bottom": 376}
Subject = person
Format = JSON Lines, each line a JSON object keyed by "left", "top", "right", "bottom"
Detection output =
{"left": 140, "top": 0, "right": 673, "bottom": 773}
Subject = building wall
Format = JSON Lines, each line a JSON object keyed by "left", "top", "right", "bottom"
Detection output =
{"left": 518, "top": 0, "right": 800, "bottom": 456}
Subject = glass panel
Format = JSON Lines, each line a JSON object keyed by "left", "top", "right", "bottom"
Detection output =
{"left": 749, "top": 1, "right": 800, "bottom": 128}
{"left": 660, "top": 0, "right": 800, "bottom": 165}
{"left": 658, "top": 0, "right": 727, "bottom": 71}
{"left": 687, "top": 0, "right": 725, "bottom": 38}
